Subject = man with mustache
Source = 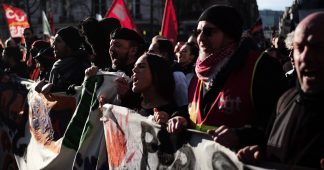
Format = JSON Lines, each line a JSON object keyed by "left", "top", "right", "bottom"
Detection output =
{"left": 85, "top": 28, "right": 145, "bottom": 108}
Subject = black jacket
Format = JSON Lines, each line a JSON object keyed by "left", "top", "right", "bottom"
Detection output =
{"left": 266, "top": 87, "right": 324, "bottom": 169}
{"left": 49, "top": 50, "right": 90, "bottom": 92}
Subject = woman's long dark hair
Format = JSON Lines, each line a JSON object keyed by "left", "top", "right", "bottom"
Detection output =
{"left": 145, "top": 53, "right": 175, "bottom": 102}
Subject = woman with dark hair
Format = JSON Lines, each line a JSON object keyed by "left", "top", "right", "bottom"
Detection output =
{"left": 148, "top": 37, "right": 189, "bottom": 109}
{"left": 132, "top": 53, "right": 176, "bottom": 124}
{"left": 86, "top": 52, "right": 188, "bottom": 131}
{"left": 175, "top": 42, "right": 199, "bottom": 85}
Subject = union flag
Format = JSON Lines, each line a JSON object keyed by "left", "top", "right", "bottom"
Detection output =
{"left": 2, "top": 4, "right": 30, "bottom": 37}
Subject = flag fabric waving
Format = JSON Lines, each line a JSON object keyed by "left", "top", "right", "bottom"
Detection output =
{"left": 42, "top": 11, "right": 52, "bottom": 36}
{"left": 161, "top": 0, "right": 178, "bottom": 45}
{"left": 2, "top": 4, "right": 30, "bottom": 38}
{"left": 104, "top": 0, "right": 140, "bottom": 33}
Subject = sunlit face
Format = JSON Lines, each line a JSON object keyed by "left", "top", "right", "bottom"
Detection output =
{"left": 132, "top": 55, "right": 153, "bottom": 93}
{"left": 177, "top": 44, "right": 194, "bottom": 67}
{"left": 293, "top": 17, "right": 324, "bottom": 94}
{"left": 196, "top": 21, "right": 225, "bottom": 57}
{"left": 52, "top": 34, "right": 70, "bottom": 59}
{"left": 109, "top": 39, "right": 131, "bottom": 70}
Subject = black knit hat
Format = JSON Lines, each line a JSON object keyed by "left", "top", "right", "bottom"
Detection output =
{"left": 198, "top": 5, "right": 243, "bottom": 41}
{"left": 56, "top": 26, "right": 82, "bottom": 50}
{"left": 110, "top": 28, "right": 145, "bottom": 44}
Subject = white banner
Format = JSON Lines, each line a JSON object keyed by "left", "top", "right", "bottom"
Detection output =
{"left": 102, "top": 104, "right": 244, "bottom": 170}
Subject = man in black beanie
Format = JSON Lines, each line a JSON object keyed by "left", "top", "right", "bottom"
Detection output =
{"left": 38, "top": 26, "right": 90, "bottom": 93}
{"left": 85, "top": 27, "right": 145, "bottom": 109}
{"left": 108, "top": 27, "right": 145, "bottom": 76}
{"left": 169, "top": 5, "right": 288, "bottom": 151}
{"left": 54, "top": 26, "right": 82, "bottom": 58}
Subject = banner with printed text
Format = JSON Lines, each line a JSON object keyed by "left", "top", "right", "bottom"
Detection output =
{"left": 2, "top": 4, "right": 30, "bottom": 37}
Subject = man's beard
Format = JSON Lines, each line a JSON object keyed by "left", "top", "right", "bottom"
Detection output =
{"left": 112, "top": 51, "right": 129, "bottom": 70}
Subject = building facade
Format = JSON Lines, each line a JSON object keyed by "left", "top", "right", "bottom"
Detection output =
{"left": 259, "top": 10, "right": 283, "bottom": 39}
{"left": 278, "top": 0, "right": 324, "bottom": 37}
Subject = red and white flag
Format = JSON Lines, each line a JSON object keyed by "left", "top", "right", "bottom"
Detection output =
{"left": 2, "top": 4, "right": 30, "bottom": 38}
{"left": 161, "top": 0, "right": 178, "bottom": 46}
{"left": 105, "top": 0, "right": 140, "bottom": 33}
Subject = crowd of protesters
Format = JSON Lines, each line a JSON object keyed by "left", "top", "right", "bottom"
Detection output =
{"left": 0, "top": 4, "right": 323, "bottom": 169}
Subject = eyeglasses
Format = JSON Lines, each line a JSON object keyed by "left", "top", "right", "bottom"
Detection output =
{"left": 195, "top": 27, "right": 219, "bottom": 37}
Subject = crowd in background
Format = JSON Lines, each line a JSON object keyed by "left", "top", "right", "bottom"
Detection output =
{"left": 0, "top": 4, "right": 323, "bottom": 169}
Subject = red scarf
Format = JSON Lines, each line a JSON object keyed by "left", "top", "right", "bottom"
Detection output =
{"left": 195, "top": 43, "right": 236, "bottom": 82}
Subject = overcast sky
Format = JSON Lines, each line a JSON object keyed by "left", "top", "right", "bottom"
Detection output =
{"left": 256, "top": 0, "right": 293, "bottom": 11}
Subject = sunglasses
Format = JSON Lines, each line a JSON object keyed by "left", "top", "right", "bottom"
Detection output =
{"left": 195, "top": 27, "right": 219, "bottom": 36}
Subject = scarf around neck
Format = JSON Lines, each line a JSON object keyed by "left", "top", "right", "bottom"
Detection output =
{"left": 195, "top": 43, "right": 236, "bottom": 84}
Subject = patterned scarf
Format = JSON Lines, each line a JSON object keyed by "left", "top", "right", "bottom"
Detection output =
{"left": 195, "top": 43, "right": 237, "bottom": 83}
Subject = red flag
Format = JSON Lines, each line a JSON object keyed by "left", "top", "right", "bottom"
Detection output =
{"left": 161, "top": 0, "right": 178, "bottom": 46}
{"left": 104, "top": 0, "right": 140, "bottom": 33}
{"left": 2, "top": 4, "right": 30, "bottom": 38}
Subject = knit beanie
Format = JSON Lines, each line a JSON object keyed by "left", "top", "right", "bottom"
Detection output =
{"left": 198, "top": 5, "right": 243, "bottom": 41}
{"left": 56, "top": 26, "right": 82, "bottom": 50}
{"left": 110, "top": 28, "right": 145, "bottom": 45}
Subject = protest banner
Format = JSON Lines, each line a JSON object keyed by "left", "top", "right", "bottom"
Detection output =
{"left": 13, "top": 72, "right": 126, "bottom": 170}
{"left": 102, "top": 104, "right": 244, "bottom": 169}
{"left": 0, "top": 72, "right": 34, "bottom": 170}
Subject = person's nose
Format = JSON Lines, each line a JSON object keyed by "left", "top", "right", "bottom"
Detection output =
{"left": 132, "top": 66, "right": 138, "bottom": 73}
